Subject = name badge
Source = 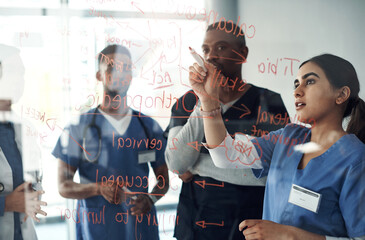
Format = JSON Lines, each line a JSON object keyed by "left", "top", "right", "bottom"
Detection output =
{"left": 288, "top": 184, "right": 321, "bottom": 213}
{"left": 138, "top": 150, "right": 156, "bottom": 164}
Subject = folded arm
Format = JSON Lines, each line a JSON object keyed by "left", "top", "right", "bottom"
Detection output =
{"left": 58, "top": 159, "right": 125, "bottom": 204}
{"left": 57, "top": 159, "right": 99, "bottom": 199}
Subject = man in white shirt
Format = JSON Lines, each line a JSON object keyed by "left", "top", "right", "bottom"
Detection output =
{"left": 164, "top": 22, "right": 288, "bottom": 240}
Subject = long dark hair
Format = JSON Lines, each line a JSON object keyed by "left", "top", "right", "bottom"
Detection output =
{"left": 300, "top": 54, "right": 365, "bottom": 143}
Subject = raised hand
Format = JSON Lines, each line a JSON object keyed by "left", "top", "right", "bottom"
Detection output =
{"left": 189, "top": 59, "right": 221, "bottom": 105}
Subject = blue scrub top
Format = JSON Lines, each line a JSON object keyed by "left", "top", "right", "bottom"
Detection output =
{"left": 252, "top": 124, "right": 365, "bottom": 238}
{"left": 52, "top": 109, "right": 166, "bottom": 240}
{"left": 0, "top": 122, "right": 24, "bottom": 240}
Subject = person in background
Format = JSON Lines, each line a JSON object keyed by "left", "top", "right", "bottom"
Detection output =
{"left": 198, "top": 53, "right": 365, "bottom": 239}
{"left": 52, "top": 44, "right": 169, "bottom": 240}
{"left": 164, "top": 21, "right": 289, "bottom": 239}
{"left": 0, "top": 44, "right": 47, "bottom": 240}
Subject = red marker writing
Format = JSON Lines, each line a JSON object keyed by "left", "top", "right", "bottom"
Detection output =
{"left": 189, "top": 47, "right": 207, "bottom": 72}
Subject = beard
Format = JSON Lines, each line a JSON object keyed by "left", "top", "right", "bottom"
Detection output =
{"left": 104, "top": 87, "right": 128, "bottom": 99}
{"left": 103, "top": 88, "right": 128, "bottom": 113}
{"left": 104, "top": 78, "right": 130, "bottom": 99}
{"left": 105, "top": 89, "right": 120, "bottom": 99}
{"left": 207, "top": 60, "right": 236, "bottom": 80}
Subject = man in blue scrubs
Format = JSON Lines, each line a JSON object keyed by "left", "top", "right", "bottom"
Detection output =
{"left": 52, "top": 44, "right": 169, "bottom": 240}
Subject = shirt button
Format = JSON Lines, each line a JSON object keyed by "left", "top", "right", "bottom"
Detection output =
{"left": 0, "top": 183, "right": 4, "bottom": 192}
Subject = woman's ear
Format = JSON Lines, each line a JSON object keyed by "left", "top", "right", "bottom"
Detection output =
{"left": 96, "top": 71, "right": 102, "bottom": 82}
{"left": 336, "top": 86, "right": 351, "bottom": 105}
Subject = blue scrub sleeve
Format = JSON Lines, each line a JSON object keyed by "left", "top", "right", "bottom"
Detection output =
{"left": 51, "top": 125, "right": 82, "bottom": 168}
{"left": 251, "top": 128, "right": 284, "bottom": 178}
{"left": 339, "top": 153, "right": 365, "bottom": 237}
{"left": 52, "top": 137, "right": 67, "bottom": 160}
{"left": 0, "top": 196, "right": 5, "bottom": 216}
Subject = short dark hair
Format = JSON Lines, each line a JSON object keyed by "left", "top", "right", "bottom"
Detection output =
{"left": 97, "top": 44, "right": 131, "bottom": 69}
{"left": 206, "top": 21, "right": 246, "bottom": 47}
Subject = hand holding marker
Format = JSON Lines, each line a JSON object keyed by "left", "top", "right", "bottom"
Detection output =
{"left": 189, "top": 47, "right": 207, "bottom": 72}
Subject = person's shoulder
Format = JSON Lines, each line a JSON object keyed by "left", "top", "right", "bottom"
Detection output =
{"left": 343, "top": 135, "right": 365, "bottom": 164}
{"left": 132, "top": 110, "right": 151, "bottom": 120}
{"left": 133, "top": 111, "right": 152, "bottom": 122}
{"left": 171, "top": 89, "right": 199, "bottom": 115}
{"left": 77, "top": 108, "right": 96, "bottom": 123}
{"left": 175, "top": 89, "right": 199, "bottom": 104}
{"left": 65, "top": 108, "right": 97, "bottom": 130}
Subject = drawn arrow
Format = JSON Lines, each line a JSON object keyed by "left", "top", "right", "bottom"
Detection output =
{"left": 238, "top": 103, "right": 251, "bottom": 118}
{"left": 222, "top": 103, "right": 251, "bottom": 119}
{"left": 55, "top": 124, "right": 91, "bottom": 156}
{"left": 131, "top": 1, "right": 144, "bottom": 14}
{"left": 210, "top": 49, "right": 247, "bottom": 64}
{"left": 139, "top": 66, "right": 149, "bottom": 80}
{"left": 194, "top": 180, "right": 224, "bottom": 189}
{"left": 138, "top": 51, "right": 168, "bottom": 79}
{"left": 231, "top": 49, "right": 247, "bottom": 64}
{"left": 187, "top": 141, "right": 204, "bottom": 151}
{"left": 187, "top": 141, "right": 225, "bottom": 151}
{"left": 195, "top": 220, "right": 224, "bottom": 228}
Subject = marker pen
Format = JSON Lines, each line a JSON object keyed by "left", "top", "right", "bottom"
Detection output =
{"left": 189, "top": 47, "right": 207, "bottom": 72}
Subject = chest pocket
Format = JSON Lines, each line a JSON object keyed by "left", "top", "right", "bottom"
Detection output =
{"left": 318, "top": 197, "right": 338, "bottom": 224}
{"left": 284, "top": 196, "right": 338, "bottom": 228}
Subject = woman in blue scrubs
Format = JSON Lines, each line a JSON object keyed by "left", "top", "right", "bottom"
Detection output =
{"left": 191, "top": 54, "right": 365, "bottom": 239}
